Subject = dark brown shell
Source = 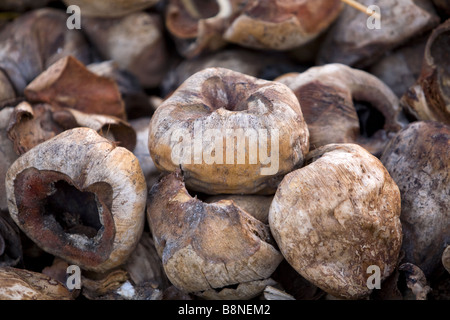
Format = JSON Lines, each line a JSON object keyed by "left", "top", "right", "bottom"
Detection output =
{"left": 276, "top": 64, "right": 405, "bottom": 156}
{"left": 0, "top": 211, "right": 22, "bottom": 268}
{"left": 24, "top": 56, "right": 126, "bottom": 120}
{"left": 401, "top": 20, "right": 450, "bottom": 124}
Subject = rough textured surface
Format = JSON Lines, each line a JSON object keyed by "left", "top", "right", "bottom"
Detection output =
{"left": 380, "top": 121, "right": 449, "bottom": 278}
{"left": 269, "top": 144, "right": 402, "bottom": 299}
{"left": 276, "top": 64, "right": 405, "bottom": 156}
{"left": 166, "top": 0, "right": 342, "bottom": 57}
{"left": 62, "top": 0, "right": 160, "bottom": 18}
{"left": 24, "top": 56, "right": 126, "bottom": 120}
{"left": 149, "top": 67, "right": 309, "bottom": 195}
{"left": 0, "top": 9, "right": 92, "bottom": 101}
{"left": 0, "top": 267, "right": 72, "bottom": 300}
{"left": 147, "top": 171, "right": 283, "bottom": 299}
{"left": 401, "top": 20, "right": 450, "bottom": 124}
{"left": 224, "top": 0, "right": 342, "bottom": 50}
{"left": 5, "top": 128, "right": 147, "bottom": 272}
{"left": 83, "top": 12, "right": 168, "bottom": 88}
{"left": 7, "top": 101, "right": 136, "bottom": 155}
{"left": 318, "top": 0, "right": 439, "bottom": 68}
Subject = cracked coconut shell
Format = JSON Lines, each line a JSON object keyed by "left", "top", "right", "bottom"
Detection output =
{"left": 147, "top": 171, "right": 283, "bottom": 300}
{"left": 269, "top": 143, "right": 402, "bottom": 299}
{"left": 5, "top": 128, "right": 147, "bottom": 272}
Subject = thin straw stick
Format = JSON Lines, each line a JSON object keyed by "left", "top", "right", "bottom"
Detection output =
{"left": 341, "top": 0, "right": 381, "bottom": 20}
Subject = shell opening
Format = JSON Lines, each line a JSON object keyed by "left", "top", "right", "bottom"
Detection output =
{"left": 354, "top": 100, "right": 386, "bottom": 138}
{"left": 44, "top": 180, "right": 102, "bottom": 239}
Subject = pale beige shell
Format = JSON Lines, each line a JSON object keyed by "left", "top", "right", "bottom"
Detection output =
{"left": 147, "top": 171, "right": 283, "bottom": 300}
{"left": 269, "top": 144, "right": 402, "bottom": 299}
{"left": 0, "top": 267, "right": 72, "bottom": 300}
{"left": 62, "top": 0, "right": 160, "bottom": 18}
{"left": 223, "top": 0, "right": 342, "bottom": 50}
{"left": 5, "top": 128, "right": 147, "bottom": 272}
{"left": 148, "top": 67, "right": 309, "bottom": 195}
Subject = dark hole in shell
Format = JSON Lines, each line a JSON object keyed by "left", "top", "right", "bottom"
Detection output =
{"left": 44, "top": 180, "right": 102, "bottom": 239}
{"left": 354, "top": 100, "right": 386, "bottom": 138}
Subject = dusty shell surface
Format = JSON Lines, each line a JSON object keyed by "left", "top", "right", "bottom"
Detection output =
{"left": 0, "top": 267, "right": 72, "bottom": 300}
{"left": 318, "top": 0, "right": 439, "bottom": 68}
{"left": 148, "top": 67, "right": 309, "bottom": 195}
{"left": 269, "top": 144, "right": 402, "bottom": 299}
{"left": 83, "top": 12, "right": 168, "bottom": 88}
{"left": 224, "top": 0, "right": 342, "bottom": 50}
{"left": 0, "top": 9, "right": 92, "bottom": 97}
{"left": 147, "top": 171, "right": 283, "bottom": 299}
{"left": 5, "top": 128, "right": 147, "bottom": 272}
{"left": 166, "top": 0, "right": 341, "bottom": 57}
{"left": 62, "top": 0, "right": 160, "bottom": 18}
{"left": 380, "top": 121, "right": 449, "bottom": 277}
{"left": 276, "top": 63, "right": 404, "bottom": 156}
